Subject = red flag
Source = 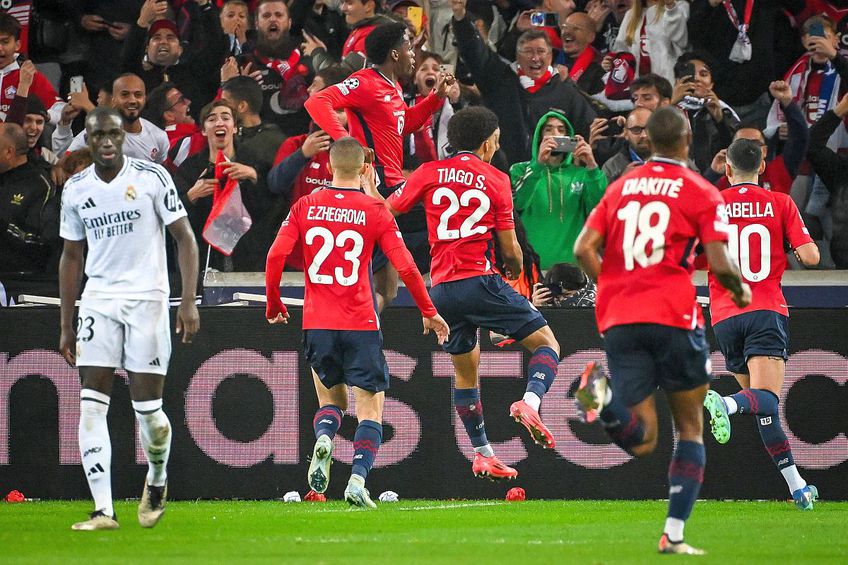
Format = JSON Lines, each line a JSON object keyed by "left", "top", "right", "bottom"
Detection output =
{"left": 202, "top": 151, "right": 252, "bottom": 255}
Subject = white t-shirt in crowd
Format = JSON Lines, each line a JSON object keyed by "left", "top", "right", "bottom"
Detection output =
{"left": 63, "top": 117, "right": 169, "bottom": 164}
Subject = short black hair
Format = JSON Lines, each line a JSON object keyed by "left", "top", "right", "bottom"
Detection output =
{"left": 142, "top": 82, "right": 177, "bottom": 129}
{"left": 316, "top": 64, "right": 351, "bottom": 88}
{"left": 365, "top": 22, "right": 407, "bottom": 65}
{"left": 630, "top": 73, "right": 673, "bottom": 100}
{"left": 646, "top": 106, "right": 689, "bottom": 154}
{"left": 544, "top": 262, "right": 588, "bottom": 291}
{"left": 447, "top": 106, "right": 499, "bottom": 152}
{"left": 0, "top": 13, "right": 21, "bottom": 40}
{"left": 221, "top": 76, "right": 264, "bottom": 115}
{"left": 675, "top": 51, "right": 715, "bottom": 78}
{"left": 727, "top": 138, "right": 764, "bottom": 175}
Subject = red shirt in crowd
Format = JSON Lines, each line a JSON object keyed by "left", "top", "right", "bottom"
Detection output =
{"left": 716, "top": 156, "right": 793, "bottom": 194}
{"left": 305, "top": 68, "right": 442, "bottom": 187}
{"left": 343, "top": 24, "right": 376, "bottom": 57}
{"left": 708, "top": 183, "right": 813, "bottom": 325}
{"left": 0, "top": 61, "right": 61, "bottom": 121}
{"left": 265, "top": 186, "right": 437, "bottom": 330}
{"left": 387, "top": 152, "right": 515, "bottom": 286}
{"left": 585, "top": 158, "right": 728, "bottom": 333}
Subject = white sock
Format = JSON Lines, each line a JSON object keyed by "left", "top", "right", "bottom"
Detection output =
{"left": 132, "top": 399, "right": 172, "bottom": 487}
{"left": 603, "top": 386, "right": 612, "bottom": 407}
{"left": 781, "top": 465, "right": 807, "bottom": 494}
{"left": 474, "top": 444, "right": 495, "bottom": 458}
{"left": 722, "top": 396, "right": 738, "bottom": 415}
{"left": 522, "top": 392, "right": 541, "bottom": 412}
{"left": 664, "top": 517, "right": 685, "bottom": 543}
{"left": 79, "top": 389, "right": 114, "bottom": 518}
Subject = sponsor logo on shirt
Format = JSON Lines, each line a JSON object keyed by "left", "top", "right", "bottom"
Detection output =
{"left": 10, "top": 193, "right": 23, "bottom": 205}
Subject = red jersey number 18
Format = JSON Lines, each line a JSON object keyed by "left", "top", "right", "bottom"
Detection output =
{"left": 616, "top": 201, "right": 671, "bottom": 270}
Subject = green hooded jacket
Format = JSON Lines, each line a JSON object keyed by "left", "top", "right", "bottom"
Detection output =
{"left": 510, "top": 110, "right": 607, "bottom": 269}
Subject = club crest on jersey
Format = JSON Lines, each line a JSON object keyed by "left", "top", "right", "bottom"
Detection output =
{"left": 150, "top": 148, "right": 159, "bottom": 160}
{"left": 383, "top": 95, "right": 391, "bottom": 102}
{"left": 4, "top": 86, "right": 16, "bottom": 98}
{"left": 125, "top": 185, "right": 137, "bottom": 201}
{"left": 334, "top": 193, "right": 344, "bottom": 199}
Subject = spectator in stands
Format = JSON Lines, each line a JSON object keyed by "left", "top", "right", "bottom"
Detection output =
{"left": 496, "top": 0, "right": 575, "bottom": 63}
{"left": 808, "top": 91, "right": 848, "bottom": 268}
{"left": 0, "top": 122, "right": 57, "bottom": 274}
{"left": 239, "top": 0, "right": 311, "bottom": 136}
{"left": 176, "top": 99, "right": 281, "bottom": 272}
{"left": 122, "top": 1, "right": 223, "bottom": 121}
{"left": 602, "top": 106, "right": 651, "bottom": 181}
{"left": 266, "top": 66, "right": 349, "bottom": 270}
{"left": 612, "top": 0, "right": 688, "bottom": 84}
{"left": 630, "top": 72, "right": 672, "bottom": 110}
{"left": 74, "top": 1, "right": 140, "bottom": 92}
{"left": 220, "top": 76, "right": 286, "bottom": 175}
{"left": 307, "top": 0, "right": 393, "bottom": 72}
{"left": 531, "top": 262, "right": 596, "bottom": 307}
{"left": 510, "top": 110, "right": 607, "bottom": 269}
{"left": 586, "top": 0, "right": 632, "bottom": 53}
{"left": 673, "top": 52, "right": 739, "bottom": 173}
{"left": 559, "top": 11, "right": 605, "bottom": 94}
{"left": 23, "top": 98, "right": 58, "bottom": 168}
{"left": 220, "top": 0, "right": 253, "bottom": 57}
{"left": 689, "top": 0, "right": 804, "bottom": 126}
{"left": 54, "top": 74, "right": 169, "bottom": 165}
{"left": 406, "top": 51, "right": 465, "bottom": 166}
{"left": 707, "top": 81, "right": 808, "bottom": 195}
{"left": 289, "top": 0, "right": 345, "bottom": 62}
{"left": 142, "top": 82, "right": 206, "bottom": 170}
{"left": 452, "top": 0, "right": 596, "bottom": 165}
{"left": 0, "top": 13, "right": 64, "bottom": 125}
{"left": 389, "top": 0, "right": 430, "bottom": 58}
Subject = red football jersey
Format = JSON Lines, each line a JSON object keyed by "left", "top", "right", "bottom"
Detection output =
{"left": 708, "top": 183, "right": 813, "bottom": 324}
{"left": 342, "top": 24, "right": 375, "bottom": 57}
{"left": 716, "top": 156, "right": 793, "bottom": 194}
{"left": 0, "top": 62, "right": 61, "bottom": 121}
{"left": 304, "top": 68, "right": 442, "bottom": 187}
{"left": 586, "top": 158, "right": 729, "bottom": 333}
{"left": 387, "top": 152, "right": 515, "bottom": 286}
{"left": 266, "top": 186, "right": 436, "bottom": 330}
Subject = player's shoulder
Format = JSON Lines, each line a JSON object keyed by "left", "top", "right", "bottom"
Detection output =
{"left": 127, "top": 157, "right": 171, "bottom": 184}
{"left": 334, "top": 69, "right": 375, "bottom": 95}
{"left": 62, "top": 165, "right": 96, "bottom": 195}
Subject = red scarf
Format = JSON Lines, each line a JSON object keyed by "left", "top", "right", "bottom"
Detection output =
{"left": 570, "top": 46, "right": 598, "bottom": 82}
{"left": 638, "top": 15, "right": 651, "bottom": 75}
{"left": 515, "top": 64, "right": 554, "bottom": 93}
{"left": 256, "top": 49, "right": 303, "bottom": 82}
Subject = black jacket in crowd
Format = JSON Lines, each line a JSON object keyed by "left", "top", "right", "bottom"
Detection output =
{"left": 0, "top": 159, "right": 57, "bottom": 274}
{"left": 452, "top": 14, "right": 597, "bottom": 165}
{"left": 807, "top": 110, "right": 848, "bottom": 268}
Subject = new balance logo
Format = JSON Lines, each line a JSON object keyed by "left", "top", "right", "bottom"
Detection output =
{"left": 532, "top": 372, "right": 546, "bottom": 381}
{"left": 669, "top": 485, "right": 683, "bottom": 494}
{"left": 149, "top": 358, "right": 161, "bottom": 367}
{"left": 760, "top": 417, "right": 772, "bottom": 426}
{"left": 318, "top": 419, "right": 334, "bottom": 425}
{"left": 87, "top": 463, "right": 105, "bottom": 476}
{"left": 81, "top": 197, "right": 96, "bottom": 209}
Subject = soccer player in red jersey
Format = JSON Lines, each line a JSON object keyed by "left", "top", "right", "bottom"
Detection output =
{"left": 304, "top": 22, "right": 453, "bottom": 311}
{"left": 573, "top": 107, "right": 751, "bottom": 555}
{"left": 369, "top": 107, "right": 562, "bottom": 481}
{"left": 702, "top": 138, "right": 821, "bottom": 510}
{"left": 265, "top": 137, "right": 449, "bottom": 508}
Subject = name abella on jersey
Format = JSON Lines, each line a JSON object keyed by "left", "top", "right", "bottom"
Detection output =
{"left": 621, "top": 176, "right": 683, "bottom": 198}
{"left": 437, "top": 168, "right": 487, "bottom": 188}
{"left": 306, "top": 205, "right": 366, "bottom": 225}
{"left": 725, "top": 201, "right": 774, "bottom": 218}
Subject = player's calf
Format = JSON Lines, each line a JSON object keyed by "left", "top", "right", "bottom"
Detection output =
{"left": 79, "top": 389, "right": 114, "bottom": 521}
{"left": 663, "top": 440, "right": 705, "bottom": 550}
{"left": 511, "top": 343, "right": 559, "bottom": 448}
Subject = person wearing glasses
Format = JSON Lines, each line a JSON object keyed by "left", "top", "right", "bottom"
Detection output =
{"left": 557, "top": 12, "right": 605, "bottom": 95}
{"left": 602, "top": 106, "right": 652, "bottom": 181}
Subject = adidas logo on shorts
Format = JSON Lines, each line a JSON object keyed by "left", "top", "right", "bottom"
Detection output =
{"left": 81, "top": 197, "right": 97, "bottom": 209}
{"left": 149, "top": 358, "right": 161, "bottom": 367}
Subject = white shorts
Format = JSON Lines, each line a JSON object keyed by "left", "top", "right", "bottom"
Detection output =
{"left": 76, "top": 298, "right": 171, "bottom": 376}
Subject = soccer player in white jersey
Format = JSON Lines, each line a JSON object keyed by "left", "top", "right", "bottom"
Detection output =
{"left": 59, "top": 107, "right": 200, "bottom": 531}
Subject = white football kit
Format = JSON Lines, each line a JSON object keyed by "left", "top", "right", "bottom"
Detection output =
{"left": 60, "top": 157, "right": 188, "bottom": 374}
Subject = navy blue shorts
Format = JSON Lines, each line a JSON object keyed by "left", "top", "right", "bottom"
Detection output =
{"left": 371, "top": 228, "right": 431, "bottom": 274}
{"left": 303, "top": 329, "right": 390, "bottom": 392}
{"left": 603, "top": 324, "right": 711, "bottom": 407}
{"left": 713, "top": 310, "right": 789, "bottom": 375}
{"left": 430, "top": 274, "right": 548, "bottom": 355}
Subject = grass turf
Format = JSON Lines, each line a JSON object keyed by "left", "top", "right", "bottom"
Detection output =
{"left": 1, "top": 499, "right": 844, "bottom": 564}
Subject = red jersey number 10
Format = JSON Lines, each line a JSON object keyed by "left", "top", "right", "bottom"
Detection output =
{"left": 305, "top": 226, "right": 364, "bottom": 286}
{"left": 616, "top": 201, "right": 671, "bottom": 270}
{"left": 725, "top": 223, "right": 771, "bottom": 282}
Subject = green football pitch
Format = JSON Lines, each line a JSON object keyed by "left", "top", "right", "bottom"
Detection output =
{"left": 1, "top": 499, "right": 845, "bottom": 564}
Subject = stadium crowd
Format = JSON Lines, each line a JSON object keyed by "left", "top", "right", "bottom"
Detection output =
{"left": 1, "top": 0, "right": 847, "bottom": 301}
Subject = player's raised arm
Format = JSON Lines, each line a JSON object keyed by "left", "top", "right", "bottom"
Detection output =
{"left": 167, "top": 217, "right": 200, "bottom": 343}
{"left": 304, "top": 78, "right": 353, "bottom": 141}
{"left": 58, "top": 238, "right": 86, "bottom": 365}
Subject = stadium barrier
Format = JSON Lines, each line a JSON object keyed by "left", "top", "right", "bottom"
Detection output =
{"left": 1, "top": 307, "right": 846, "bottom": 501}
